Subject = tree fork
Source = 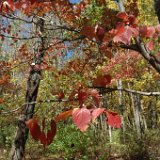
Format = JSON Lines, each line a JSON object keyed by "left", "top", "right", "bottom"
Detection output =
{"left": 10, "top": 18, "right": 45, "bottom": 160}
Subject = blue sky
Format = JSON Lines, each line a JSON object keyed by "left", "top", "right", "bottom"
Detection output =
{"left": 69, "top": 0, "right": 80, "bottom": 4}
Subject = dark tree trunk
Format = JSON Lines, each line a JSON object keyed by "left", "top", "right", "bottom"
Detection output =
{"left": 10, "top": 70, "right": 41, "bottom": 159}
{"left": 10, "top": 19, "right": 45, "bottom": 160}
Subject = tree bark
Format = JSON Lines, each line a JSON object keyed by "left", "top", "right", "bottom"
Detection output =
{"left": 10, "top": 18, "right": 45, "bottom": 160}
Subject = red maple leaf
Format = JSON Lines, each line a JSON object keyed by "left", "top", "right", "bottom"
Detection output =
{"left": 46, "top": 120, "right": 56, "bottom": 145}
{"left": 26, "top": 119, "right": 56, "bottom": 146}
{"left": 87, "top": 89, "right": 100, "bottom": 107}
{"left": 80, "top": 26, "right": 96, "bottom": 40}
{"left": 113, "top": 26, "right": 138, "bottom": 44}
{"left": 146, "top": 41, "right": 154, "bottom": 51}
{"left": 72, "top": 108, "right": 91, "bottom": 132}
{"left": 95, "top": 25, "right": 105, "bottom": 42}
{"left": 0, "top": 0, "right": 15, "bottom": 13}
{"left": 93, "top": 74, "right": 112, "bottom": 87}
{"left": 54, "top": 109, "right": 73, "bottom": 122}
{"left": 78, "top": 90, "right": 88, "bottom": 107}
{"left": 26, "top": 119, "right": 41, "bottom": 141}
{"left": 39, "top": 131, "right": 47, "bottom": 145}
{"left": 117, "top": 12, "right": 128, "bottom": 20}
{"left": 139, "top": 26, "right": 155, "bottom": 38}
{"left": 92, "top": 108, "right": 105, "bottom": 121}
{"left": 105, "top": 111, "right": 121, "bottom": 128}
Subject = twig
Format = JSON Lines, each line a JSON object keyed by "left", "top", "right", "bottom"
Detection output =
{"left": 0, "top": 98, "right": 78, "bottom": 115}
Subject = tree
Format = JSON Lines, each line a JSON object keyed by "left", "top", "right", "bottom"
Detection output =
{"left": 0, "top": 0, "right": 160, "bottom": 159}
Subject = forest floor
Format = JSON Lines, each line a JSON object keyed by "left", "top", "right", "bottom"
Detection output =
{"left": 1, "top": 147, "right": 160, "bottom": 160}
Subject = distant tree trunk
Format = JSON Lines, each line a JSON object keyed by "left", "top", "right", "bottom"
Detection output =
{"left": 133, "top": 94, "right": 142, "bottom": 138}
{"left": 140, "top": 99, "right": 147, "bottom": 131}
{"left": 154, "top": 97, "right": 158, "bottom": 128}
{"left": 116, "top": 80, "right": 125, "bottom": 143}
{"left": 109, "top": 126, "right": 112, "bottom": 143}
{"left": 128, "top": 83, "right": 142, "bottom": 138}
{"left": 10, "top": 18, "right": 45, "bottom": 160}
{"left": 147, "top": 98, "right": 158, "bottom": 129}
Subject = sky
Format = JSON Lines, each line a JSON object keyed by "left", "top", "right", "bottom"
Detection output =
{"left": 69, "top": 0, "right": 80, "bottom": 4}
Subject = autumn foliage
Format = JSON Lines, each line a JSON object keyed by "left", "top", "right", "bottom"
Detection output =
{"left": 1, "top": 0, "right": 160, "bottom": 152}
{"left": 26, "top": 119, "right": 56, "bottom": 146}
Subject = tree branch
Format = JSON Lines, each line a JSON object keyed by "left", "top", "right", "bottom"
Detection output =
{"left": 0, "top": 98, "right": 78, "bottom": 115}
{"left": 115, "top": 0, "right": 160, "bottom": 74}
{"left": 94, "top": 87, "right": 160, "bottom": 96}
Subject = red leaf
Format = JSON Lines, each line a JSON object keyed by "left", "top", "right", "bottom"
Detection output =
{"left": 146, "top": 41, "right": 154, "bottom": 51}
{"left": 87, "top": 89, "right": 100, "bottom": 107}
{"left": 92, "top": 108, "right": 105, "bottom": 121}
{"left": 105, "top": 111, "right": 121, "bottom": 128}
{"left": 139, "top": 26, "right": 155, "bottom": 38}
{"left": 128, "top": 15, "right": 136, "bottom": 26}
{"left": 26, "top": 119, "right": 56, "bottom": 145}
{"left": 15, "top": 0, "right": 30, "bottom": 10}
{"left": 55, "top": 109, "right": 73, "bottom": 122}
{"left": 58, "top": 91, "right": 65, "bottom": 100}
{"left": 0, "top": 0, "right": 15, "bottom": 13}
{"left": 117, "top": 12, "right": 128, "bottom": 20}
{"left": 93, "top": 74, "right": 111, "bottom": 87}
{"left": 116, "top": 23, "right": 125, "bottom": 36}
{"left": 47, "top": 120, "right": 56, "bottom": 145}
{"left": 39, "top": 131, "right": 47, "bottom": 145}
{"left": 28, "top": 0, "right": 36, "bottom": 5}
{"left": 50, "top": 119, "right": 57, "bottom": 133}
{"left": 26, "top": 119, "right": 41, "bottom": 141}
{"left": 113, "top": 26, "right": 138, "bottom": 44}
{"left": 80, "top": 26, "right": 96, "bottom": 40}
{"left": 95, "top": 25, "right": 105, "bottom": 42}
{"left": 72, "top": 108, "right": 91, "bottom": 132}
{"left": 47, "top": 130, "right": 54, "bottom": 145}
{"left": 78, "top": 91, "right": 88, "bottom": 106}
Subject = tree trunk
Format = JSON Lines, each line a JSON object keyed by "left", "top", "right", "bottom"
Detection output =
{"left": 10, "top": 70, "right": 41, "bottom": 159}
{"left": 10, "top": 18, "right": 45, "bottom": 160}
{"left": 128, "top": 83, "right": 142, "bottom": 138}
{"left": 116, "top": 80, "right": 125, "bottom": 143}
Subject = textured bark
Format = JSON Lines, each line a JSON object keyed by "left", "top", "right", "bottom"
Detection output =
{"left": 10, "top": 70, "right": 41, "bottom": 160}
{"left": 10, "top": 19, "right": 45, "bottom": 160}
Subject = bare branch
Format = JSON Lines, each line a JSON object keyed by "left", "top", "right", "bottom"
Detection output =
{"left": 93, "top": 87, "right": 160, "bottom": 96}
{"left": 0, "top": 98, "right": 78, "bottom": 115}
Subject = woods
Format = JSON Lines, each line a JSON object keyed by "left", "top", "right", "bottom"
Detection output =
{"left": 0, "top": 0, "right": 160, "bottom": 159}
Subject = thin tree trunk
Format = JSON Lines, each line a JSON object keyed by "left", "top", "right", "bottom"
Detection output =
{"left": 109, "top": 126, "right": 112, "bottom": 143}
{"left": 10, "top": 18, "right": 45, "bottom": 160}
{"left": 140, "top": 99, "right": 148, "bottom": 131}
{"left": 116, "top": 80, "right": 125, "bottom": 143}
{"left": 154, "top": 97, "right": 158, "bottom": 128}
{"left": 128, "top": 83, "right": 141, "bottom": 138}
